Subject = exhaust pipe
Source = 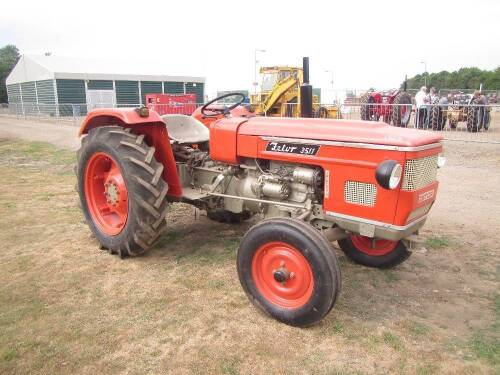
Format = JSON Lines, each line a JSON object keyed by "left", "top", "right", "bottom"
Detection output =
{"left": 300, "top": 57, "right": 313, "bottom": 118}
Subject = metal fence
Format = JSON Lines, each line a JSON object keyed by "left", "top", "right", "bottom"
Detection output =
{"left": 0, "top": 102, "right": 201, "bottom": 124}
{"left": 1, "top": 101, "right": 499, "bottom": 144}
{"left": 281, "top": 102, "right": 499, "bottom": 144}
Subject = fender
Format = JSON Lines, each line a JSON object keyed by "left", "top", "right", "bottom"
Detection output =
{"left": 79, "top": 108, "right": 182, "bottom": 198}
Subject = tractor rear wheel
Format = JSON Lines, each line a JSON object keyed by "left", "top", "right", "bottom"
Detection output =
{"left": 237, "top": 218, "right": 341, "bottom": 327}
{"left": 466, "top": 98, "right": 490, "bottom": 132}
{"left": 466, "top": 99, "right": 483, "bottom": 132}
{"left": 76, "top": 126, "right": 169, "bottom": 257}
{"left": 360, "top": 93, "right": 379, "bottom": 121}
{"left": 338, "top": 235, "right": 410, "bottom": 268}
{"left": 391, "top": 92, "right": 412, "bottom": 127}
{"left": 206, "top": 208, "right": 253, "bottom": 224}
{"left": 430, "top": 105, "right": 446, "bottom": 130}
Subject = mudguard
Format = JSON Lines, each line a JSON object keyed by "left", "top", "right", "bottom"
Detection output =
{"left": 78, "top": 108, "right": 182, "bottom": 198}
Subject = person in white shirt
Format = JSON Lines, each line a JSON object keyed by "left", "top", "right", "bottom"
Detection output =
{"left": 415, "top": 86, "right": 428, "bottom": 128}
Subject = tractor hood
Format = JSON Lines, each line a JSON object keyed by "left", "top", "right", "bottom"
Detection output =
{"left": 237, "top": 117, "right": 443, "bottom": 147}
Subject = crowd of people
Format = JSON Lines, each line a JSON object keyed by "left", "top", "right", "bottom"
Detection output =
{"left": 414, "top": 86, "right": 447, "bottom": 127}
{"left": 414, "top": 86, "right": 492, "bottom": 128}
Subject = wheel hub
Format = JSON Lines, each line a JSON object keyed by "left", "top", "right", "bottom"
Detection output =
{"left": 84, "top": 152, "right": 129, "bottom": 236}
{"left": 252, "top": 242, "right": 313, "bottom": 308}
{"left": 105, "top": 182, "right": 120, "bottom": 205}
{"left": 273, "top": 267, "right": 290, "bottom": 283}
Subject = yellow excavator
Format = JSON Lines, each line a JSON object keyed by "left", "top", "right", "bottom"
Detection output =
{"left": 250, "top": 65, "right": 340, "bottom": 118}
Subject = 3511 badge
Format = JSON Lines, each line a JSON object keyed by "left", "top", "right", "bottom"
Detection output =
{"left": 266, "top": 141, "right": 320, "bottom": 156}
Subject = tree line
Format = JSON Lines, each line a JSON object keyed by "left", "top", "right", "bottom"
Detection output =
{"left": 0, "top": 45, "right": 20, "bottom": 103}
{"left": 403, "top": 66, "right": 500, "bottom": 91}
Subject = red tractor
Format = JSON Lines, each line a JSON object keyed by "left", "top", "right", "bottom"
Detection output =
{"left": 360, "top": 89, "right": 413, "bottom": 127}
{"left": 76, "top": 92, "right": 444, "bottom": 327}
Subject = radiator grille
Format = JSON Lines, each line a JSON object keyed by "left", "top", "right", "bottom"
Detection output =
{"left": 344, "top": 181, "right": 377, "bottom": 206}
{"left": 402, "top": 155, "right": 438, "bottom": 191}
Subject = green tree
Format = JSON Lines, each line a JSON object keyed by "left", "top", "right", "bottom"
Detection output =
{"left": 402, "top": 66, "right": 500, "bottom": 91}
{"left": 0, "top": 45, "right": 20, "bottom": 103}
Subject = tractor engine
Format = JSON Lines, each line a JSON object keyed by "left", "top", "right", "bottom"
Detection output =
{"left": 231, "top": 161, "right": 323, "bottom": 214}
{"left": 171, "top": 143, "right": 323, "bottom": 218}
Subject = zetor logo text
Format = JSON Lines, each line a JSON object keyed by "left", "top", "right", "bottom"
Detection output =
{"left": 266, "top": 141, "right": 320, "bottom": 156}
{"left": 418, "top": 189, "right": 435, "bottom": 203}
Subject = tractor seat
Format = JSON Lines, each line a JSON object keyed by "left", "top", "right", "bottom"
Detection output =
{"left": 161, "top": 114, "right": 210, "bottom": 144}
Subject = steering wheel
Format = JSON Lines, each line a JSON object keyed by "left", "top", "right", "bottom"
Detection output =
{"left": 201, "top": 93, "right": 246, "bottom": 117}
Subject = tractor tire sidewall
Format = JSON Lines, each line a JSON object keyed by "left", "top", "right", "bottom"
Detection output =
{"left": 430, "top": 106, "right": 445, "bottom": 131}
{"left": 391, "top": 92, "right": 412, "bottom": 127}
{"left": 338, "top": 237, "right": 411, "bottom": 269}
{"left": 237, "top": 218, "right": 341, "bottom": 327}
{"left": 466, "top": 101, "right": 481, "bottom": 132}
{"left": 484, "top": 111, "right": 491, "bottom": 130}
{"left": 77, "top": 126, "right": 168, "bottom": 256}
{"left": 360, "top": 94, "right": 378, "bottom": 121}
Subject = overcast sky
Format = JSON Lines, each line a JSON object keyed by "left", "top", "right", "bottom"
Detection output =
{"left": 2, "top": 0, "right": 499, "bottom": 99}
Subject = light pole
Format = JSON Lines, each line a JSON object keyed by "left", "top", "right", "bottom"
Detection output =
{"left": 254, "top": 49, "right": 266, "bottom": 94}
{"left": 420, "top": 61, "right": 427, "bottom": 87}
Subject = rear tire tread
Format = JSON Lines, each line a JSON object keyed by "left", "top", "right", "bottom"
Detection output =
{"left": 76, "top": 126, "right": 169, "bottom": 256}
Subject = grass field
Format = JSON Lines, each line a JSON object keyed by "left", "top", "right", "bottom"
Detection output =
{"left": 0, "top": 138, "right": 498, "bottom": 374}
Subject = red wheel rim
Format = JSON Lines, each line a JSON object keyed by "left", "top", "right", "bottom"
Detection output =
{"left": 351, "top": 235, "right": 397, "bottom": 256}
{"left": 84, "top": 152, "right": 128, "bottom": 235}
{"left": 252, "top": 242, "right": 314, "bottom": 309}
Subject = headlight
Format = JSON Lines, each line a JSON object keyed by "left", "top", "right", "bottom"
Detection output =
{"left": 375, "top": 160, "right": 402, "bottom": 190}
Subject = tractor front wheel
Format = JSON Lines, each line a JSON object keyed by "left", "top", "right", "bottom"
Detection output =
{"left": 338, "top": 235, "right": 410, "bottom": 268}
{"left": 237, "top": 218, "right": 341, "bottom": 327}
{"left": 76, "top": 126, "right": 169, "bottom": 257}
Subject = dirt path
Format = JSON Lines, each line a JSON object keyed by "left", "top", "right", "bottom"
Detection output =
{"left": 0, "top": 116, "right": 80, "bottom": 150}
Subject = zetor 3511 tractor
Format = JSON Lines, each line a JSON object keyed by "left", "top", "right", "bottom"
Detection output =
{"left": 76, "top": 93, "right": 444, "bottom": 327}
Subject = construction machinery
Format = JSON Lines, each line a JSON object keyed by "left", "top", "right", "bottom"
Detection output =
{"left": 250, "top": 59, "right": 340, "bottom": 119}
{"left": 76, "top": 59, "right": 444, "bottom": 327}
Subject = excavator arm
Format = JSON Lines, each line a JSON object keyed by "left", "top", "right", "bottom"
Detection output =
{"left": 260, "top": 75, "right": 300, "bottom": 114}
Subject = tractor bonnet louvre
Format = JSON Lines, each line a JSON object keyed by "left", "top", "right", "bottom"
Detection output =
{"left": 402, "top": 155, "right": 438, "bottom": 191}
{"left": 344, "top": 181, "right": 377, "bottom": 207}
